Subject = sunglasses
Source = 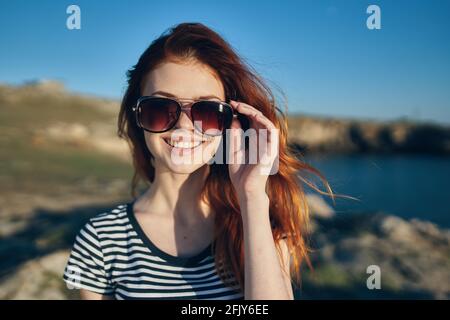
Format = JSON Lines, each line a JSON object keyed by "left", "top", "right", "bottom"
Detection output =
{"left": 132, "top": 96, "right": 241, "bottom": 136}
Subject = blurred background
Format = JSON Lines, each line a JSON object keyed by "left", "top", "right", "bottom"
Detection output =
{"left": 0, "top": 0, "right": 449, "bottom": 299}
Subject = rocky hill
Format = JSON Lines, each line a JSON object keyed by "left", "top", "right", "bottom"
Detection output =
{"left": 288, "top": 115, "right": 450, "bottom": 155}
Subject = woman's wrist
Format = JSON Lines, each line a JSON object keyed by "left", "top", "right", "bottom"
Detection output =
{"left": 238, "top": 190, "right": 270, "bottom": 222}
{"left": 238, "top": 188, "right": 268, "bottom": 204}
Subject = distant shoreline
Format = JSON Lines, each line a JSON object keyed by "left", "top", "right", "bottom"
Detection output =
{"left": 288, "top": 114, "right": 450, "bottom": 155}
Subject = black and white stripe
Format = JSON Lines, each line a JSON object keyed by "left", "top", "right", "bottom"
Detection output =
{"left": 63, "top": 201, "right": 244, "bottom": 300}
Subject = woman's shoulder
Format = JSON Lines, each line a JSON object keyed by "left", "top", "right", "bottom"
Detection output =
{"left": 63, "top": 203, "right": 131, "bottom": 294}
{"left": 80, "top": 202, "right": 131, "bottom": 235}
{"left": 90, "top": 202, "right": 129, "bottom": 222}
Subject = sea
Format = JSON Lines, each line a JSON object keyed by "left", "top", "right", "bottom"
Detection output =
{"left": 303, "top": 154, "right": 450, "bottom": 229}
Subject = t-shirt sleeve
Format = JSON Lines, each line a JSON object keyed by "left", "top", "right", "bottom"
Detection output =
{"left": 62, "top": 219, "right": 114, "bottom": 295}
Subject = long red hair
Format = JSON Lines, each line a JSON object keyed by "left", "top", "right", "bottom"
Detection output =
{"left": 117, "top": 22, "right": 335, "bottom": 293}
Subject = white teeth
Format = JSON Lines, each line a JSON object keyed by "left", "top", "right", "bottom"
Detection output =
{"left": 165, "top": 139, "right": 203, "bottom": 149}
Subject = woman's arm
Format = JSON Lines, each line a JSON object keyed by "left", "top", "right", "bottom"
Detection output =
{"left": 227, "top": 99, "right": 293, "bottom": 299}
{"left": 239, "top": 192, "right": 294, "bottom": 300}
{"left": 63, "top": 220, "right": 116, "bottom": 300}
{"left": 80, "top": 289, "right": 114, "bottom": 300}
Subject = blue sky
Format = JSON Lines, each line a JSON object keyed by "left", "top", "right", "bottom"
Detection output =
{"left": 0, "top": 0, "right": 449, "bottom": 124}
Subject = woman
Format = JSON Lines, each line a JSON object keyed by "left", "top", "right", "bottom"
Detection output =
{"left": 63, "top": 22, "right": 332, "bottom": 300}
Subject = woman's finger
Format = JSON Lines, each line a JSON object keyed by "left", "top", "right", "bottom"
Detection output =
{"left": 230, "top": 100, "right": 263, "bottom": 118}
{"left": 228, "top": 117, "right": 245, "bottom": 166}
{"left": 230, "top": 100, "right": 276, "bottom": 130}
{"left": 252, "top": 113, "right": 276, "bottom": 131}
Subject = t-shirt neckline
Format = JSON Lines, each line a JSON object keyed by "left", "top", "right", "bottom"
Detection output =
{"left": 126, "top": 199, "right": 214, "bottom": 267}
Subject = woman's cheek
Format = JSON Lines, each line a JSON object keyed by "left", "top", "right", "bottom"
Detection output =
{"left": 144, "top": 133, "right": 161, "bottom": 156}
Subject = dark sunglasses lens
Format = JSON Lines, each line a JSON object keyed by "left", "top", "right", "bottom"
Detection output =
{"left": 139, "top": 98, "right": 179, "bottom": 132}
{"left": 191, "top": 101, "right": 233, "bottom": 136}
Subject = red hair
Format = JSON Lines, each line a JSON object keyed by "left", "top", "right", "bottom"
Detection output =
{"left": 117, "top": 22, "right": 336, "bottom": 293}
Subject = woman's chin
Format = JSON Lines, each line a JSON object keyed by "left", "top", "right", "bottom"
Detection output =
{"left": 164, "top": 161, "right": 206, "bottom": 174}
{"left": 162, "top": 151, "right": 208, "bottom": 174}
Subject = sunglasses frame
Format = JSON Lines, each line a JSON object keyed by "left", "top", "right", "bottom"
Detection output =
{"left": 132, "top": 95, "right": 238, "bottom": 136}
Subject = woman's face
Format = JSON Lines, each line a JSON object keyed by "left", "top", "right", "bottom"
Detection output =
{"left": 141, "top": 59, "right": 225, "bottom": 174}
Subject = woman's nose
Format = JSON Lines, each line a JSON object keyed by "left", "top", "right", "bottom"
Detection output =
{"left": 174, "top": 106, "right": 194, "bottom": 130}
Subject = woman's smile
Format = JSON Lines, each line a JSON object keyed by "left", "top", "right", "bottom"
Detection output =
{"left": 162, "top": 136, "right": 211, "bottom": 155}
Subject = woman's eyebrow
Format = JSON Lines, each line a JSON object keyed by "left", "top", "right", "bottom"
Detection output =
{"left": 151, "top": 90, "right": 222, "bottom": 100}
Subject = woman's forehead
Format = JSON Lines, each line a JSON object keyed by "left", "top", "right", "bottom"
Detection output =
{"left": 141, "top": 61, "right": 225, "bottom": 99}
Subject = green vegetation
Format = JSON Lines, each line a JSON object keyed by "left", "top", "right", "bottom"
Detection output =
{"left": 0, "top": 84, "right": 133, "bottom": 195}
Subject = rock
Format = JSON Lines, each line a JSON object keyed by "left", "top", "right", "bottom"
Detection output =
{"left": 300, "top": 212, "right": 450, "bottom": 299}
{"left": 377, "top": 215, "right": 418, "bottom": 243}
{"left": 45, "top": 122, "right": 90, "bottom": 142}
{"left": 22, "top": 79, "right": 66, "bottom": 93}
{"left": 32, "top": 121, "right": 131, "bottom": 162}
{"left": 305, "top": 193, "right": 335, "bottom": 218}
{"left": 0, "top": 250, "right": 75, "bottom": 299}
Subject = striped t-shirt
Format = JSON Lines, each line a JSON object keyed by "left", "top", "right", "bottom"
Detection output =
{"left": 63, "top": 200, "right": 244, "bottom": 300}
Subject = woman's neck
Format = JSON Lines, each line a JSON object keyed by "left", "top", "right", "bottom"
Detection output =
{"left": 136, "top": 165, "right": 213, "bottom": 226}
